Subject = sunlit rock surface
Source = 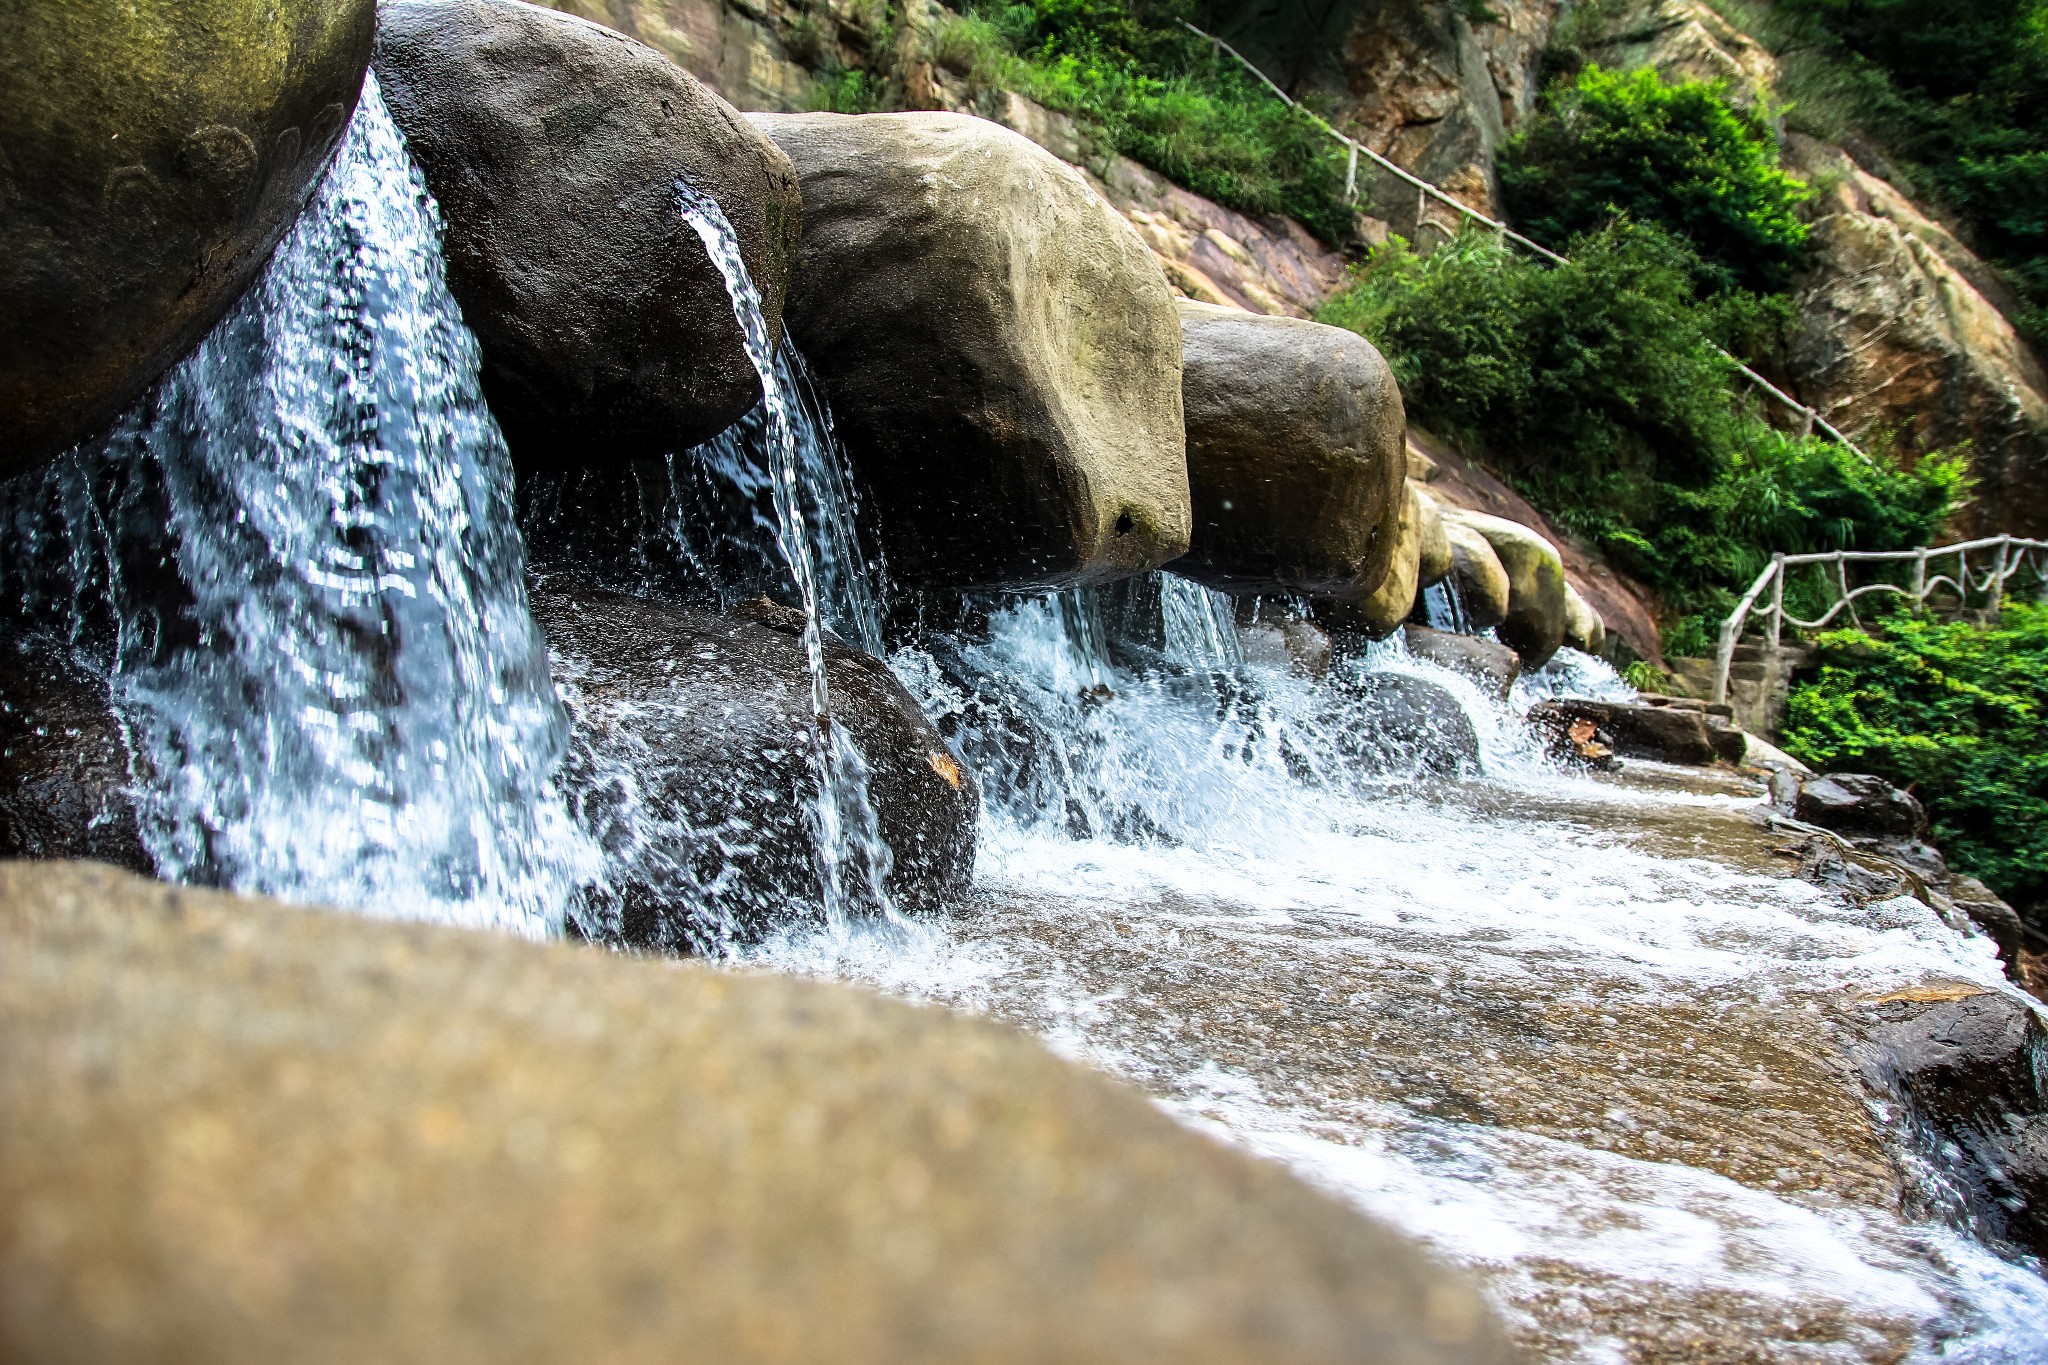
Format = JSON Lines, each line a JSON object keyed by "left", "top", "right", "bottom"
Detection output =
{"left": 750, "top": 111, "right": 1190, "bottom": 590}
{"left": 1175, "top": 301, "right": 1407, "bottom": 598}
{"left": 0, "top": 859, "right": 1513, "bottom": 1365}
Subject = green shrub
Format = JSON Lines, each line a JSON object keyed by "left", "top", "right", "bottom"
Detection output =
{"left": 1499, "top": 65, "right": 1812, "bottom": 295}
{"left": 1318, "top": 221, "right": 1962, "bottom": 624}
{"left": 1783, "top": 602, "right": 2048, "bottom": 923}
{"left": 949, "top": 1, "right": 1356, "bottom": 242}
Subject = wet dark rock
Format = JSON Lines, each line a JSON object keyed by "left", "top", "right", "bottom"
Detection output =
{"left": 1311, "top": 483, "right": 1427, "bottom": 639}
{"left": 1949, "top": 875, "right": 2029, "bottom": 972}
{"left": 373, "top": 0, "right": 803, "bottom": 465}
{"left": 1172, "top": 301, "right": 1406, "bottom": 598}
{"left": 0, "top": 638, "right": 148, "bottom": 873}
{"left": 534, "top": 583, "right": 976, "bottom": 951}
{"left": 0, "top": 859, "right": 1518, "bottom": 1365}
{"left": 1860, "top": 987, "right": 2048, "bottom": 1260}
{"left": 1, "top": 0, "right": 374, "bottom": 472}
{"left": 1402, "top": 625, "right": 1520, "bottom": 700}
{"left": 1330, "top": 673, "right": 1481, "bottom": 778}
{"left": 1796, "top": 772, "right": 1928, "bottom": 840}
{"left": 1528, "top": 699, "right": 1718, "bottom": 766}
{"left": 748, "top": 112, "right": 1189, "bottom": 591}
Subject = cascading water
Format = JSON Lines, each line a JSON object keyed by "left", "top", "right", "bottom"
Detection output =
{"left": 668, "top": 180, "right": 897, "bottom": 933}
{"left": 755, "top": 577, "right": 2048, "bottom": 1360}
{"left": 0, "top": 77, "right": 594, "bottom": 936}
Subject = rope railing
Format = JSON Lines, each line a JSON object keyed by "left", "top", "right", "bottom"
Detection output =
{"left": 1710, "top": 535, "right": 2048, "bottom": 704}
{"left": 1178, "top": 20, "right": 1871, "bottom": 461}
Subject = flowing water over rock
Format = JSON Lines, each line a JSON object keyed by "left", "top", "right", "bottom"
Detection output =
{"left": 0, "top": 77, "right": 592, "bottom": 936}
{"left": 754, "top": 590, "right": 2048, "bottom": 1361}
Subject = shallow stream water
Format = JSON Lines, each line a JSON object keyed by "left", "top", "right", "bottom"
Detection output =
{"left": 751, "top": 600, "right": 2048, "bottom": 1362}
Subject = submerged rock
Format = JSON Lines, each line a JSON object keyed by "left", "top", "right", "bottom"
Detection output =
{"left": 1443, "top": 519, "right": 1511, "bottom": 633}
{"left": 1860, "top": 985, "right": 2048, "bottom": 1261}
{"left": 0, "top": 638, "right": 148, "bottom": 872}
{"left": 0, "top": 0, "right": 374, "bottom": 473}
{"left": 1331, "top": 673, "right": 1483, "bottom": 778}
{"left": 749, "top": 112, "right": 1189, "bottom": 591}
{"left": 1795, "top": 772, "right": 1928, "bottom": 840}
{"left": 1172, "top": 301, "right": 1406, "bottom": 597}
{"left": 373, "top": 0, "right": 803, "bottom": 464}
{"left": 0, "top": 859, "right": 1516, "bottom": 1365}
{"left": 535, "top": 584, "right": 975, "bottom": 949}
{"left": 1443, "top": 510, "right": 1566, "bottom": 669}
{"left": 1402, "top": 624, "right": 1520, "bottom": 700}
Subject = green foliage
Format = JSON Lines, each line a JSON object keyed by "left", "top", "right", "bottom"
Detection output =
{"left": 1783, "top": 603, "right": 2048, "bottom": 920}
{"left": 947, "top": 1, "right": 1356, "bottom": 242}
{"left": 1707, "top": 0, "right": 2048, "bottom": 345}
{"left": 1318, "top": 222, "right": 1962, "bottom": 624}
{"left": 1499, "top": 65, "right": 1812, "bottom": 295}
{"left": 811, "top": 69, "right": 881, "bottom": 114}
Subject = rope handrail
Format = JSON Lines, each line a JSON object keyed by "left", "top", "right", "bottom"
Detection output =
{"left": 1710, "top": 535, "right": 2048, "bottom": 704}
{"left": 1178, "top": 19, "right": 1871, "bottom": 462}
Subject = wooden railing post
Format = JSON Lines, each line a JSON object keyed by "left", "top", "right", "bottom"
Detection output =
{"left": 1912, "top": 547, "right": 1928, "bottom": 612}
{"left": 1989, "top": 536, "right": 2009, "bottom": 618}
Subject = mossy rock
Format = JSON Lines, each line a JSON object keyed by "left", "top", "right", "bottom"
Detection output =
{"left": 0, "top": 0, "right": 374, "bottom": 474}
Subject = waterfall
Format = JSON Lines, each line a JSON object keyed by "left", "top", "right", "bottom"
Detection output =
{"left": 673, "top": 181, "right": 896, "bottom": 933}
{"left": 0, "top": 76, "right": 593, "bottom": 936}
{"left": 1160, "top": 573, "right": 1243, "bottom": 671}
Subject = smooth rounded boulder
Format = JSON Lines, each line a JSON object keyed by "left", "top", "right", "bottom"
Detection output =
{"left": 0, "top": 0, "right": 374, "bottom": 474}
{"left": 1446, "top": 510, "right": 1567, "bottom": 668}
{"left": 536, "top": 585, "right": 976, "bottom": 950}
{"left": 1414, "top": 486, "right": 1455, "bottom": 588}
{"left": 749, "top": 112, "right": 1190, "bottom": 591}
{"left": 374, "top": 0, "right": 803, "bottom": 464}
{"left": 1173, "top": 301, "right": 1406, "bottom": 597}
{"left": 1443, "top": 519, "right": 1511, "bottom": 632}
{"left": 0, "top": 860, "right": 1514, "bottom": 1365}
{"left": 1562, "top": 582, "right": 1605, "bottom": 656}
{"left": 1313, "top": 482, "right": 1427, "bottom": 639}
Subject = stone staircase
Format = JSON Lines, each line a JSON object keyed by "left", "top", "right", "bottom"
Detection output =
{"left": 1667, "top": 642, "right": 1812, "bottom": 739}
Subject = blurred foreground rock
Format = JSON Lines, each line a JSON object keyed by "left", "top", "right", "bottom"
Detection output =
{"left": 0, "top": 860, "right": 1514, "bottom": 1365}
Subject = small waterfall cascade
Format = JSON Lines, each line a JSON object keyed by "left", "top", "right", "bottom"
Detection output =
{"left": 0, "top": 76, "right": 593, "bottom": 936}
{"left": 1159, "top": 573, "right": 1243, "bottom": 671}
{"left": 673, "top": 180, "right": 897, "bottom": 933}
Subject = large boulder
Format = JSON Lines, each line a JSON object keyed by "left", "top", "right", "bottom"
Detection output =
{"left": 0, "top": 637, "right": 148, "bottom": 872}
{"left": 1443, "top": 519, "right": 1511, "bottom": 632}
{"left": 373, "top": 0, "right": 804, "bottom": 465}
{"left": 1795, "top": 771, "right": 1928, "bottom": 840}
{"left": 1312, "top": 482, "right": 1428, "bottom": 639}
{"left": 1528, "top": 698, "right": 1719, "bottom": 766}
{"left": 1329, "top": 673, "right": 1482, "bottom": 779}
{"left": 0, "top": 0, "right": 374, "bottom": 474}
{"left": 0, "top": 859, "right": 1513, "bottom": 1365}
{"left": 536, "top": 584, "right": 976, "bottom": 950}
{"left": 749, "top": 112, "right": 1189, "bottom": 591}
{"left": 1171, "top": 301, "right": 1406, "bottom": 597}
{"left": 1445, "top": 510, "right": 1566, "bottom": 668}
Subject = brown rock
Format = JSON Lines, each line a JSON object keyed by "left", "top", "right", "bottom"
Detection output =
{"left": 1443, "top": 510, "right": 1567, "bottom": 669}
{"left": 373, "top": 0, "right": 805, "bottom": 464}
{"left": 1313, "top": 482, "right": 1429, "bottom": 639}
{"left": 0, "top": 0, "right": 375, "bottom": 473}
{"left": 1402, "top": 624, "right": 1520, "bottom": 699}
{"left": 536, "top": 583, "right": 975, "bottom": 950}
{"left": 1174, "top": 301, "right": 1407, "bottom": 598}
{"left": 750, "top": 111, "right": 1190, "bottom": 591}
{"left": 1529, "top": 698, "right": 1717, "bottom": 765}
{"left": 0, "top": 859, "right": 1514, "bottom": 1365}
